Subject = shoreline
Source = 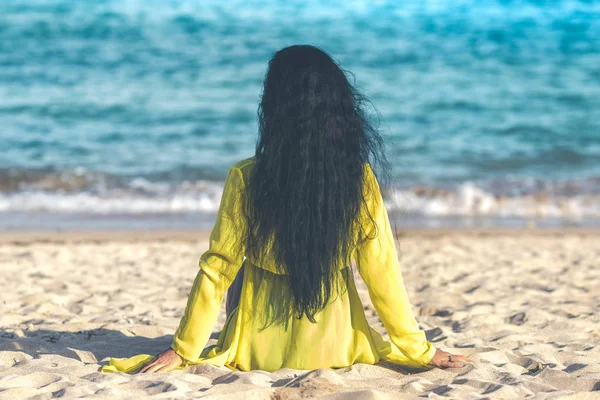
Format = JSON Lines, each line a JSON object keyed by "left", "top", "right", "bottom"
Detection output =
{"left": 3, "top": 211, "right": 600, "bottom": 234}
{"left": 1, "top": 226, "right": 600, "bottom": 244}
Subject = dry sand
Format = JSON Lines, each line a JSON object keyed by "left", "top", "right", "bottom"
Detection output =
{"left": 0, "top": 229, "right": 598, "bottom": 399}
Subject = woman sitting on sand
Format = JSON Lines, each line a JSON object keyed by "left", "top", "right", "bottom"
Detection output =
{"left": 104, "top": 45, "right": 471, "bottom": 374}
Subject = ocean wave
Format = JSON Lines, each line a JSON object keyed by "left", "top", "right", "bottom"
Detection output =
{"left": 1, "top": 173, "right": 598, "bottom": 220}
{"left": 388, "top": 182, "right": 600, "bottom": 220}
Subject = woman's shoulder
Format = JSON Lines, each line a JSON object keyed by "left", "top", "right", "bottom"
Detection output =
{"left": 232, "top": 155, "right": 256, "bottom": 170}
{"left": 231, "top": 155, "right": 256, "bottom": 176}
{"left": 226, "top": 156, "right": 256, "bottom": 187}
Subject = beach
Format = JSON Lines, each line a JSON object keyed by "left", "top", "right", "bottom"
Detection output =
{"left": 1, "top": 228, "right": 598, "bottom": 399}
{"left": 1, "top": 0, "right": 599, "bottom": 398}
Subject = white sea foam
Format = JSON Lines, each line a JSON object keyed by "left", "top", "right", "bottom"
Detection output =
{"left": 388, "top": 182, "right": 599, "bottom": 220}
{"left": 1, "top": 181, "right": 598, "bottom": 222}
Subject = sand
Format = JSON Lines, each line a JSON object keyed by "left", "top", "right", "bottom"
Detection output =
{"left": 0, "top": 229, "right": 599, "bottom": 399}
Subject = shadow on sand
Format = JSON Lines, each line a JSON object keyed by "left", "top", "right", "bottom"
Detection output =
{"left": 0, "top": 327, "right": 216, "bottom": 368}
{"left": 0, "top": 327, "right": 430, "bottom": 375}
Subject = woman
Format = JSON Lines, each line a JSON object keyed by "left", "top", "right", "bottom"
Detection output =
{"left": 102, "top": 45, "right": 471, "bottom": 374}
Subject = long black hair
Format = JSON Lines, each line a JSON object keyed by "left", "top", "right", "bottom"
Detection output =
{"left": 246, "top": 45, "right": 391, "bottom": 325}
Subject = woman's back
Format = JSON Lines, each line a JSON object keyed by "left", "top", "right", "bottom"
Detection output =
{"left": 234, "top": 155, "right": 371, "bottom": 275}
{"left": 163, "top": 155, "right": 437, "bottom": 371}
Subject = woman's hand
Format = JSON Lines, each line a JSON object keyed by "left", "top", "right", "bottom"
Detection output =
{"left": 428, "top": 348, "right": 472, "bottom": 368}
{"left": 139, "top": 348, "right": 184, "bottom": 373}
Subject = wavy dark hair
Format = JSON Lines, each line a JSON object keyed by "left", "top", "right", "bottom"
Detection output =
{"left": 246, "top": 45, "right": 391, "bottom": 325}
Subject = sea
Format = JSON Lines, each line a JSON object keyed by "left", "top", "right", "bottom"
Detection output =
{"left": 1, "top": 0, "right": 599, "bottom": 230}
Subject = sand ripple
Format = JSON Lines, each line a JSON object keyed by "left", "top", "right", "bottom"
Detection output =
{"left": 0, "top": 231, "right": 598, "bottom": 399}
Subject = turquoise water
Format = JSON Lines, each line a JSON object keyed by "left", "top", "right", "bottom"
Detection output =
{"left": 1, "top": 0, "right": 599, "bottom": 227}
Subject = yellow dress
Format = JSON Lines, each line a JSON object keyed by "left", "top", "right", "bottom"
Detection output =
{"left": 102, "top": 156, "right": 436, "bottom": 373}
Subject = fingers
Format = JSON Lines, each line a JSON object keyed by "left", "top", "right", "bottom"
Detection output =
{"left": 429, "top": 348, "right": 475, "bottom": 369}
{"left": 155, "top": 364, "right": 178, "bottom": 373}
{"left": 138, "top": 356, "right": 181, "bottom": 373}
{"left": 140, "top": 361, "right": 179, "bottom": 373}
{"left": 140, "top": 361, "right": 165, "bottom": 373}
{"left": 138, "top": 357, "right": 155, "bottom": 373}
{"left": 439, "top": 355, "right": 472, "bottom": 368}
{"left": 438, "top": 360, "right": 460, "bottom": 368}
{"left": 138, "top": 364, "right": 153, "bottom": 373}
{"left": 139, "top": 358, "right": 160, "bottom": 373}
{"left": 451, "top": 354, "right": 473, "bottom": 364}
{"left": 444, "top": 361, "right": 465, "bottom": 368}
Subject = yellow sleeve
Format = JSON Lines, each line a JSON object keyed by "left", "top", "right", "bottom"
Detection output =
{"left": 171, "top": 166, "right": 247, "bottom": 362}
{"left": 356, "top": 165, "right": 436, "bottom": 366}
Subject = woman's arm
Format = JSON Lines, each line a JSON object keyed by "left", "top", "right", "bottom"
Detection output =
{"left": 140, "top": 166, "right": 247, "bottom": 373}
{"left": 172, "top": 166, "right": 247, "bottom": 360}
{"left": 355, "top": 165, "right": 436, "bottom": 366}
{"left": 356, "top": 165, "right": 472, "bottom": 368}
